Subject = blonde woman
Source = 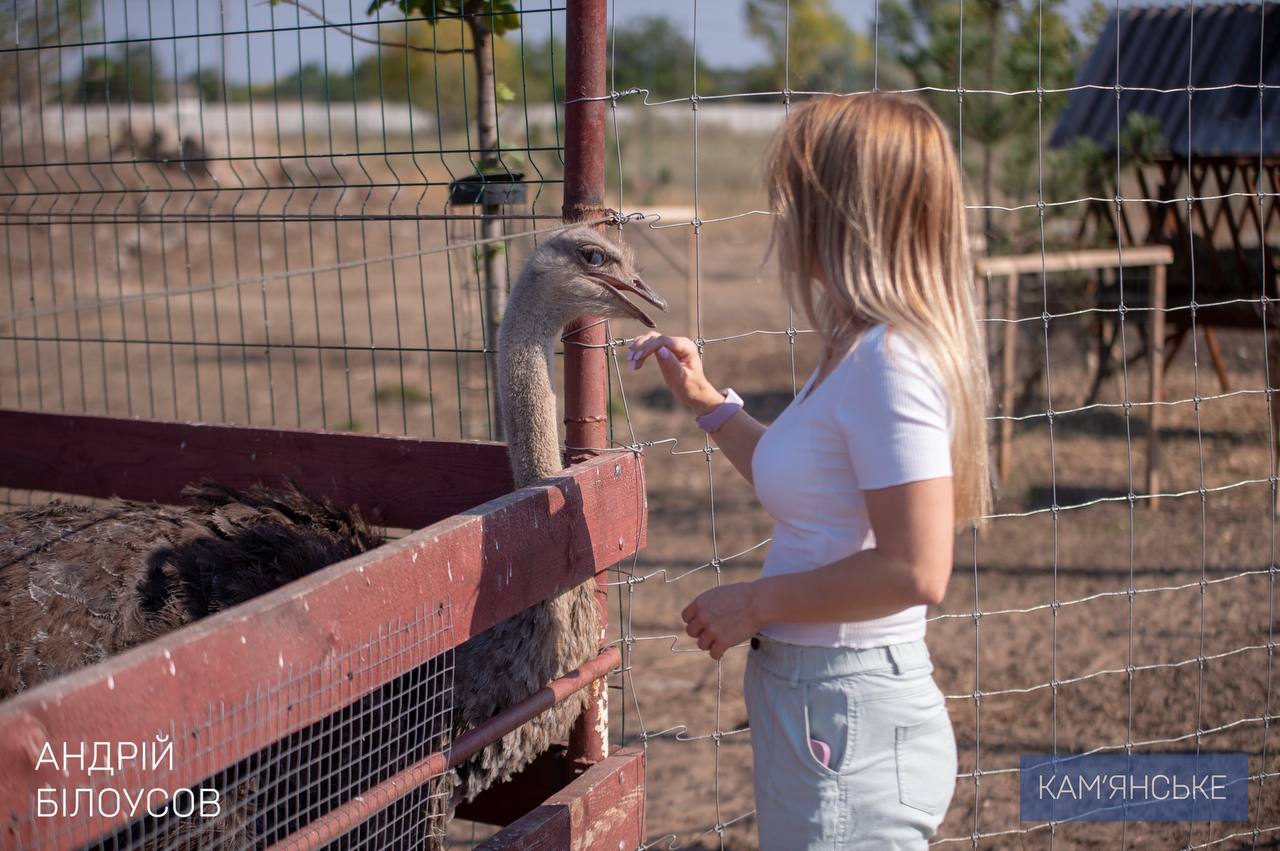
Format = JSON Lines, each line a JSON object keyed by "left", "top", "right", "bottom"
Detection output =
{"left": 628, "top": 93, "right": 988, "bottom": 849}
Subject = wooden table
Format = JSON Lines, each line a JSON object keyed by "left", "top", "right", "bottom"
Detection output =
{"left": 975, "top": 246, "right": 1176, "bottom": 506}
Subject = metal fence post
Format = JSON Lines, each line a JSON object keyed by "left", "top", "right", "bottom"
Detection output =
{"left": 562, "top": 0, "right": 611, "bottom": 765}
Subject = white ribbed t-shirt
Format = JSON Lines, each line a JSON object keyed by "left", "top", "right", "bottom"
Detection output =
{"left": 751, "top": 323, "right": 953, "bottom": 648}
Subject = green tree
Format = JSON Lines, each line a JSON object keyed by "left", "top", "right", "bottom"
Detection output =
{"left": 266, "top": 62, "right": 355, "bottom": 102}
{"left": 880, "top": 0, "right": 1080, "bottom": 248}
{"left": 608, "top": 16, "right": 718, "bottom": 99}
{"left": 187, "top": 67, "right": 227, "bottom": 102}
{"left": 290, "top": 0, "right": 524, "bottom": 437}
{"left": 72, "top": 43, "right": 171, "bottom": 103}
{"left": 250, "top": 61, "right": 351, "bottom": 102}
{"left": 744, "top": 0, "right": 881, "bottom": 93}
{"left": 348, "top": 18, "right": 516, "bottom": 132}
{"left": 1, "top": 1, "right": 95, "bottom": 105}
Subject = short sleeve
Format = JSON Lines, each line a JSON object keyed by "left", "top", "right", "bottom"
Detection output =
{"left": 834, "top": 328, "right": 953, "bottom": 490}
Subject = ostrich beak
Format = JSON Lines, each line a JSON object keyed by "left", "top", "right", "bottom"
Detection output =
{"left": 587, "top": 272, "right": 669, "bottom": 328}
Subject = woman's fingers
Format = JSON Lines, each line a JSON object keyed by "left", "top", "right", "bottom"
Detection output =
{"left": 659, "top": 336, "right": 699, "bottom": 362}
{"left": 627, "top": 333, "right": 698, "bottom": 371}
{"left": 680, "top": 599, "right": 698, "bottom": 623}
{"left": 624, "top": 333, "right": 657, "bottom": 370}
{"left": 683, "top": 601, "right": 733, "bottom": 658}
{"left": 627, "top": 335, "right": 674, "bottom": 370}
{"left": 628, "top": 331, "right": 662, "bottom": 352}
{"left": 626, "top": 332, "right": 662, "bottom": 356}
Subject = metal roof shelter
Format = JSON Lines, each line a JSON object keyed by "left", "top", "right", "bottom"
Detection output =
{"left": 1051, "top": 2, "right": 1280, "bottom": 401}
{"left": 1051, "top": 3, "right": 1280, "bottom": 159}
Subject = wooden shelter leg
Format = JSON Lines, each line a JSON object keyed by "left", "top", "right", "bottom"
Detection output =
{"left": 1269, "top": 329, "right": 1280, "bottom": 513}
{"left": 976, "top": 272, "right": 988, "bottom": 334}
{"left": 1147, "top": 264, "right": 1167, "bottom": 508}
{"left": 999, "top": 272, "right": 1019, "bottom": 485}
{"left": 1202, "top": 326, "right": 1232, "bottom": 393}
{"left": 1085, "top": 313, "right": 1115, "bottom": 407}
{"left": 1163, "top": 325, "right": 1190, "bottom": 376}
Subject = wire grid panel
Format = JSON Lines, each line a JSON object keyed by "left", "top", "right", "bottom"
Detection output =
{"left": 19, "top": 605, "right": 455, "bottom": 851}
{"left": 0, "top": 3, "right": 570, "bottom": 849}
{"left": 1, "top": 0, "right": 568, "bottom": 444}
{"left": 594, "top": 1, "right": 1280, "bottom": 848}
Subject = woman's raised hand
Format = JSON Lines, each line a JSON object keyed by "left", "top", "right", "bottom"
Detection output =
{"left": 627, "top": 332, "right": 725, "bottom": 415}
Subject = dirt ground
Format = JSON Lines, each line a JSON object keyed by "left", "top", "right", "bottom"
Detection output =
{"left": 5, "top": 128, "right": 1280, "bottom": 849}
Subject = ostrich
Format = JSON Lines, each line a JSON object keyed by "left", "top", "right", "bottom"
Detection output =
{"left": 0, "top": 224, "right": 664, "bottom": 843}
{"left": 451, "top": 224, "right": 666, "bottom": 802}
{"left": 0, "top": 482, "right": 383, "bottom": 698}
{"left": 0, "top": 484, "right": 395, "bottom": 848}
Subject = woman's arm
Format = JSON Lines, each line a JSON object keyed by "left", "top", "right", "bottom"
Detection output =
{"left": 700, "top": 408, "right": 767, "bottom": 485}
{"left": 628, "top": 332, "right": 766, "bottom": 484}
{"left": 682, "top": 476, "right": 955, "bottom": 659}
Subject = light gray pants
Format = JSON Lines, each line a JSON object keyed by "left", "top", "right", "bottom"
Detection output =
{"left": 743, "top": 634, "right": 957, "bottom": 850}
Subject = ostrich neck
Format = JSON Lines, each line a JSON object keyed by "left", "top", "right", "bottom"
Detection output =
{"left": 498, "top": 310, "right": 565, "bottom": 490}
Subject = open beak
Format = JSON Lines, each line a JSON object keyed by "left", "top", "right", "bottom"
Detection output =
{"left": 587, "top": 272, "right": 669, "bottom": 328}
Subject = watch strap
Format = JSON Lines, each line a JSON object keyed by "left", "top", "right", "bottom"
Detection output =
{"left": 695, "top": 387, "right": 744, "bottom": 433}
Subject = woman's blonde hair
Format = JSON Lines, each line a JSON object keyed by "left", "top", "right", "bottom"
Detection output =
{"left": 765, "top": 93, "right": 991, "bottom": 526}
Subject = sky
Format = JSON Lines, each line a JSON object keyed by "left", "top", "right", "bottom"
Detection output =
{"left": 94, "top": 0, "right": 1102, "bottom": 84}
{"left": 93, "top": 1, "right": 783, "bottom": 83}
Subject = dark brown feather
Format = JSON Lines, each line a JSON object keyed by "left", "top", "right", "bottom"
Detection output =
{"left": 0, "top": 482, "right": 382, "bottom": 701}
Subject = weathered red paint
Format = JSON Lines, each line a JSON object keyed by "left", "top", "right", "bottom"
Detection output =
{"left": 561, "top": 0, "right": 611, "bottom": 467}
{"left": 474, "top": 749, "right": 645, "bottom": 851}
{"left": 0, "top": 452, "right": 645, "bottom": 850}
{"left": 561, "top": 0, "right": 608, "bottom": 226}
{"left": 0, "top": 408, "right": 513, "bottom": 530}
{"left": 263, "top": 648, "right": 621, "bottom": 851}
{"left": 562, "top": 0, "right": 614, "bottom": 771}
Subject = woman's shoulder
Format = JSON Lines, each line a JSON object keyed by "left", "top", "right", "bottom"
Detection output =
{"left": 837, "top": 323, "right": 950, "bottom": 417}
{"left": 847, "top": 324, "right": 935, "bottom": 377}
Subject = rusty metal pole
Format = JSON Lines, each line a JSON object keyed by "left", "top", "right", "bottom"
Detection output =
{"left": 562, "top": 0, "right": 610, "bottom": 765}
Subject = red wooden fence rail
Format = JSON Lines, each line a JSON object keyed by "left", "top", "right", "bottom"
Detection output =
{"left": 0, "top": 410, "right": 647, "bottom": 849}
{"left": 475, "top": 748, "right": 646, "bottom": 851}
{"left": 0, "top": 408, "right": 513, "bottom": 530}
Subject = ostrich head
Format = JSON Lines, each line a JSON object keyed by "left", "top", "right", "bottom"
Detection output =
{"left": 499, "top": 226, "right": 668, "bottom": 488}
{"left": 510, "top": 225, "right": 667, "bottom": 330}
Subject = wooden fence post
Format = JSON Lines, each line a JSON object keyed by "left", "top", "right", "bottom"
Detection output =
{"left": 1147, "top": 263, "right": 1167, "bottom": 508}
{"left": 999, "top": 272, "right": 1019, "bottom": 484}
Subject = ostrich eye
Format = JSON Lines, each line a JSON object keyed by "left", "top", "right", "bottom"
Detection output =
{"left": 579, "top": 246, "right": 607, "bottom": 267}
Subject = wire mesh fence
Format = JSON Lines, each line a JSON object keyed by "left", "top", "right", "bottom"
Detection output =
{"left": 6, "top": 0, "right": 1280, "bottom": 849}
{"left": 593, "top": 1, "right": 1280, "bottom": 848}
{"left": 15, "top": 605, "right": 455, "bottom": 851}
{"left": 1, "top": 0, "right": 573, "bottom": 444}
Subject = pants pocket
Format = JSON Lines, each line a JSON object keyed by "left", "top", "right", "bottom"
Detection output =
{"left": 803, "top": 678, "right": 856, "bottom": 775}
{"left": 749, "top": 663, "right": 847, "bottom": 846}
{"left": 894, "top": 704, "right": 957, "bottom": 816}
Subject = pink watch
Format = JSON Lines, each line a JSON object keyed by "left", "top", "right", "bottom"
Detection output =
{"left": 694, "top": 388, "right": 744, "bottom": 433}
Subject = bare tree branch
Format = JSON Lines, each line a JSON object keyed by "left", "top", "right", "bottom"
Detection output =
{"left": 269, "top": 0, "right": 471, "bottom": 54}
